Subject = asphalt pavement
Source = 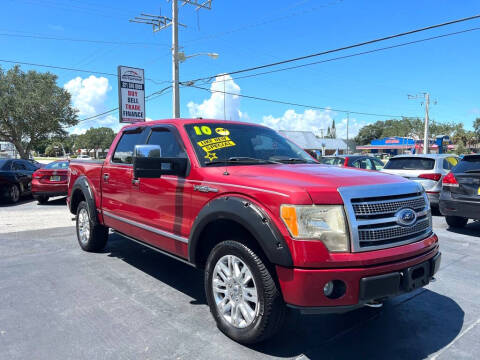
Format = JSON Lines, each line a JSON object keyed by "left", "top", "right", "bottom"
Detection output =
{"left": 0, "top": 197, "right": 479, "bottom": 359}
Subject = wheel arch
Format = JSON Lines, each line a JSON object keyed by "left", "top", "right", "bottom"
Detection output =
{"left": 188, "top": 196, "right": 292, "bottom": 269}
{"left": 69, "top": 176, "right": 99, "bottom": 224}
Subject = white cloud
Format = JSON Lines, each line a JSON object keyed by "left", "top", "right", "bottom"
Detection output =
{"left": 262, "top": 109, "right": 365, "bottom": 139}
{"left": 187, "top": 74, "right": 248, "bottom": 121}
{"left": 64, "top": 75, "right": 111, "bottom": 117}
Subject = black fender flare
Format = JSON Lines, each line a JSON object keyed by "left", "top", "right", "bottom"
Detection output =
{"left": 188, "top": 196, "right": 293, "bottom": 267}
{"left": 69, "top": 176, "right": 99, "bottom": 224}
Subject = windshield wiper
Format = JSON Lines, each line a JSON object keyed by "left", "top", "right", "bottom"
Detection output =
{"left": 205, "top": 157, "right": 282, "bottom": 166}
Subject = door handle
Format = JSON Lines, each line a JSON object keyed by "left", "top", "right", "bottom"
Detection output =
{"left": 103, "top": 173, "right": 109, "bottom": 182}
{"left": 132, "top": 178, "right": 140, "bottom": 185}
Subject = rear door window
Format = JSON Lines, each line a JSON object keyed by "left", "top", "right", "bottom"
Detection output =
{"left": 112, "top": 129, "right": 147, "bottom": 164}
{"left": 384, "top": 157, "right": 435, "bottom": 170}
{"left": 321, "top": 157, "right": 344, "bottom": 166}
{"left": 352, "top": 158, "right": 374, "bottom": 170}
{"left": 452, "top": 156, "right": 480, "bottom": 173}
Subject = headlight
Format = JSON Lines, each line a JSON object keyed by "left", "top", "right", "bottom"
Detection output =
{"left": 280, "top": 205, "right": 350, "bottom": 252}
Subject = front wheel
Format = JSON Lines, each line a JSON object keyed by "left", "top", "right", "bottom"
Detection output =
{"left": 205, "top": 240, "right": 285, "bottom": 344}
{"left": 445, "top": 216, "right": 468, "bottom": 228}
{"left": 76, "top": 201, "right": 109, "bottom": 252}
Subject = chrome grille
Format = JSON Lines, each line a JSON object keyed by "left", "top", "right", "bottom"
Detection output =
{"left": 358, "top": 218, "right": 430, "bottom": 243}
{"left": 338, "top": 183, "right": 432, "bottom": 252}
{"left": 353, "top": 196, "right": 426, "bottom": 216}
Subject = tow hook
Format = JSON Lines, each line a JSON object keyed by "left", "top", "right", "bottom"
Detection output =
{"left": 365, "top": 300, "right": 383, "bottom": 308}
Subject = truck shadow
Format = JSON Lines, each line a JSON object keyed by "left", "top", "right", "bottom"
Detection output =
{"left": 251, "top": 289, "right": 464, "bottom": 359}
{"left": 105, "top": 233, "right": 464, "bottom": 359}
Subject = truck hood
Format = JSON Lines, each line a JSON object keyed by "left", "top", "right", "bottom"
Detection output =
{"left": 225, "top": 164, "right": 410, "bottom": 204}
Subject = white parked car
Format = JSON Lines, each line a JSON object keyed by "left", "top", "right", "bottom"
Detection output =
{"left": 76, "top": 155, "right": 92, "bottom": 160}
{"left": 381, "top": 154, "right": 459, "bottom": 209}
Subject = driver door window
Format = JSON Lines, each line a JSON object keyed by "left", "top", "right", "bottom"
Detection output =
{"left": 147, "top": 128, "right": 186, "bottom": 158}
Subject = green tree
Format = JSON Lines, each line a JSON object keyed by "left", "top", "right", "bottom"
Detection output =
{"left": 473, "top": 118, "right": 480, "bottom": 143}
{"left": 0, "top": 65, "right": 78, "bottom": 159}
{"left": 75, "top": 127, "right": 116, "bottom": 158}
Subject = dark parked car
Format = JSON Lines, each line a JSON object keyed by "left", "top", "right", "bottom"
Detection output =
{"left": 0, "top": 159, "right": 40, "bottom": 203}
{"left": 440, "top": 154, "right": 480, "bottom": 227}
{"left": 320, "top": 155, "right": 384, "bottom": 170}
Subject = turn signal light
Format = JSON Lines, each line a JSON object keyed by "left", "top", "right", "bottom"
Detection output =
{"left": 419, "top": 173, "right": 442, "bottom": 181}
{"left": 442, "top": 172, "right": 459, "bottom": 187}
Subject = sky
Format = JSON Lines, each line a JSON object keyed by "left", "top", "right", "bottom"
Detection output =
{"left": 1, "top": 0, "right": 480, "bottom": 138}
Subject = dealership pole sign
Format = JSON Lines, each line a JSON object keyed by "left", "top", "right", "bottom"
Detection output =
{"left": 118, "top": 66, "right": 145, "bottom": 123}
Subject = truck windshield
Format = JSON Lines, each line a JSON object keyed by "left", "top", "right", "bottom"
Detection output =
{"left": 184, "top": 123, "right": 317, "bottom": 166}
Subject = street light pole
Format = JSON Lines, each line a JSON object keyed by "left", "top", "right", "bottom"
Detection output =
{"left": 423, "top": 92, "right": 430, "bottom": 154}
{"left": 172, "top": 0, "right": 180, "bottom": 118}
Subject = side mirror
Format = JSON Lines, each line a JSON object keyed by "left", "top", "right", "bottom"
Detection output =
{"left": 133, "top": 145, "right": 187, "bottom": 178}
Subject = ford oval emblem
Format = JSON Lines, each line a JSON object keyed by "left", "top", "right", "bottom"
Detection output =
{"left": 395, "top": 208, "right": 417, "bottom": 226}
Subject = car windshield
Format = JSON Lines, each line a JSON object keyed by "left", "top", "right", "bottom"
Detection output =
{"left": 320, "top": 157, "right": 344, "bottom": 166}
{"left": 0, "top": 159, "right": 10, "bottom": 170}
{"left": 384, "top": 157, "right": 435, "bottom": 170}
{"left": 452, "top": 155, "right": 480, "bottom": 173}
{"left": 44, "top": 161, "right": 69, "bottom": 169}
{"left": 184, "top": 123, "right": 317, "bottom": 166}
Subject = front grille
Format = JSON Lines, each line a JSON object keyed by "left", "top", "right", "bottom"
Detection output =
{"left": 353, "top": 196, "right": 426, "bottom": 217}
{"left": 339, "top": 183, "right": 432, "bottom": 252}
{"left": 358, "top": 217, "right": 430, "bottom": 245}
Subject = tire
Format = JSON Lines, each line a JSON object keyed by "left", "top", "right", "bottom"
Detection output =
{"left": 445, "top": 216, "right": 468, "bottom": 228}
{"left": 205, "top": 240, "right": 285, "bottom": 344}
{"left": 35, "top": 195, "right": 49, "bottom": 205}
{"left": 7, "top": 184, "right": 20, "bottom": 203}
{"left": 76, "top": 201, "right": 109, "bottom": 252}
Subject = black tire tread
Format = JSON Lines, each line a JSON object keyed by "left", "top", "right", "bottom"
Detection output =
{"left": 445, "top": 215, "right": 468, "bottom": 228}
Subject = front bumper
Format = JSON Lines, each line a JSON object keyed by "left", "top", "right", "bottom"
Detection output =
{"left": 277, "top": 241, "right": 440, "bottom": 312}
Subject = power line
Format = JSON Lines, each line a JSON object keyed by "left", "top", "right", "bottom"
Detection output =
{"left": 0, "top": 32, "right": 169, "bottom": 47}
{"left": 0, "top": 59, "right": 170, "bottom": 85}
{"left": 71, "top": 86, "right": 172, "bottom": 127}
{"left": 182, "top": 13, "right": 480, "bottom": 84}
{"left": 185, "top": 84, "right": 405, "bottom": 118}
{"left": 200, "top": 26, "right": 480, "bottom": 85}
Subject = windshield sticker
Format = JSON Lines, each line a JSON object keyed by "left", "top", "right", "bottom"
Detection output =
{"left": 197, "top": 136, "right": 236, "bottom": 161}
{"left": 215, "top": 127, "right": 230, "bottom": 136}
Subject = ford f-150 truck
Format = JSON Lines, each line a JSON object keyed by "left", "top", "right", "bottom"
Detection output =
{"left": 67, "top": 119, "right": 440, "bottom": 344}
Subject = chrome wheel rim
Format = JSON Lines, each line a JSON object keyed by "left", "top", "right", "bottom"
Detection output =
{"left": 78, "top": 208, "right": 90, "bottom": 245}
{"left": 212, "top": 255, "right": 259, "bottom": 328}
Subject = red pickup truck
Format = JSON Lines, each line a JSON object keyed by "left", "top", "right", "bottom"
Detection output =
{"left": 67, "top": 119, "right": 440, "bottom": 344}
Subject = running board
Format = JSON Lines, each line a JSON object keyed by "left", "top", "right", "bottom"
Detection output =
{"left": 111, "top": 230, "right": 196, "bottom": 268}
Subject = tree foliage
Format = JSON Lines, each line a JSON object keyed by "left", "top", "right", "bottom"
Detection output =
{"left": 0, "top": 66, "right": 78, "bottom": 158}
{"left": 75, "top": 127, "right": 116, "bottom": 158}
{"left": 355, "top": 117, "right": 465, "bottom": 145}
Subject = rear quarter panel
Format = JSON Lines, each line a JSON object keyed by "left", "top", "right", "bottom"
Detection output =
{"left": 68, "top": 160, "right": 105, "bottom": 210}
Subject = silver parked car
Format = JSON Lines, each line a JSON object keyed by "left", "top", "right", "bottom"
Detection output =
{"left": 381, "top": 154, "right": 459, "bottom": 209}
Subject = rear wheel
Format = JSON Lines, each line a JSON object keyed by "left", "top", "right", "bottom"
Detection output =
{"left": 76, "top": 201, "right": 109, "bottom": 252}
{"left": 205, "top": 240, "right": 285, "bottom": 344}
{"left": 7, "top": 184, "right": 20, "bottom": 203}
{"left": 35, "top": 195, "right": 49, "bottom": 205}
{"left": 445, "top": 216, "right": 468, "bottom": 228}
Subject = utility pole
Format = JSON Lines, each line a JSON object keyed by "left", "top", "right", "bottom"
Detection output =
{"left": 130, "top": 1, "right": 213, "bottom": 118}
{"left": 408, "top": 92, "right": 433, "bottom": 154}
{"left": 423, "top": 92, "right": 430, "bottom": 154}
{"left": 346, "top": 112, "right": 350, "bottom": 155}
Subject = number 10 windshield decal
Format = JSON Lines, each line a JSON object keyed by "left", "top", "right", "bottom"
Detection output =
{"left": 193, "top": 126, "right": 236, "bottom": 161}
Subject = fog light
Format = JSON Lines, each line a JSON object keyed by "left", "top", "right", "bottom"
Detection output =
{"left": 323, "top": 281, "right": 334, "bottom": 297}
{"left": 323, "top": 280, "right": 346, "bottom": 299}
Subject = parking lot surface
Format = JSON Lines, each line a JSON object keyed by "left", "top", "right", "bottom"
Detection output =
{"left": 0, "top": 198, "right": 479, "bottom": 359}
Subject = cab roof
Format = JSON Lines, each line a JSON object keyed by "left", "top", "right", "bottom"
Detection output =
{"left": 120, "top": 118, "right": 265, "bottom": 131}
